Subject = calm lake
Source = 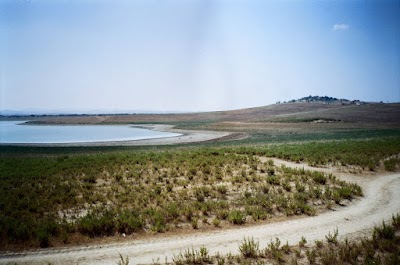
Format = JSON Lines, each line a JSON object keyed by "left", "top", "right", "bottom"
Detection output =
{"left": 0, "top": 121, "right": 180, "bottom": 144}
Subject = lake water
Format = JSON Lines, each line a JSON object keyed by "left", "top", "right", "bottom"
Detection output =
{"left": 0, "top": 121, "right": 180, "bottom": 144}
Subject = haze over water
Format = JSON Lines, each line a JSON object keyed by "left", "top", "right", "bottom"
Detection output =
{"left": 0, "top": 121, "right": 180, "bottom": 144}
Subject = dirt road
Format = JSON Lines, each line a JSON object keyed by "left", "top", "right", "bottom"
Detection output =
{"left": 1, "top": 159, "right": 399, "bottom": 265}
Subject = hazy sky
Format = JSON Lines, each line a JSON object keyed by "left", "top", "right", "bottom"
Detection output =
{"left": 1, "top": 0, "right": 399, "bottom": 112}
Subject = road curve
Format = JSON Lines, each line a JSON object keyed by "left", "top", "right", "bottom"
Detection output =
{"left": 1, "top": 160, "right": 399, "bottom": 265}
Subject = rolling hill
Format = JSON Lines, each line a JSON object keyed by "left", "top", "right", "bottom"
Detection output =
{"left": 16, "top": 97, "right": 399, "bottom": 128}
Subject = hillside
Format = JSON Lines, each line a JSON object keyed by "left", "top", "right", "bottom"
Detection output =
{"left": 19, "top": 100, "right": 400, "bottom": 128}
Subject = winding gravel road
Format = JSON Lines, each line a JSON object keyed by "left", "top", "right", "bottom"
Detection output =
{"left": 1, "top": 159, "right": 399, "bottom": 265}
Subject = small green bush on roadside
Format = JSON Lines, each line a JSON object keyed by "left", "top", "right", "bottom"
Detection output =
{"left": 239, "top": 237, "right": 259, "bottom": 258}
{"left": 384, "top": 158, "right": 399, "bottom": 171}
{"left": 116, "top": 210, "right": 143, "bottom": 234}
{"left": 228, "top": 210, "right": 246, "bottom": 225}
{"left": 78, "top": 210, "right": 116, "bottom": 237}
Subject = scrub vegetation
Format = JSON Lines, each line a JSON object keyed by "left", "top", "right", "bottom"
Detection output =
{"left": 244, "top": 138, "right": 400, "bottom": 170}
{"left": 170, "top": 214, "right": 400, "bottom": 265}
{"left": 0, "top": 147, "right": 365, "bottom": 249}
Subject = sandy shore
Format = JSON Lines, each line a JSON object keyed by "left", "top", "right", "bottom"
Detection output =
{"left": 1, "top": 125, "right": 234, "bottom": 147}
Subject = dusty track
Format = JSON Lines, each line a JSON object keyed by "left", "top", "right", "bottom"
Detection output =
{"left": 1, "top": 159, "right": 399, "bottom": 265}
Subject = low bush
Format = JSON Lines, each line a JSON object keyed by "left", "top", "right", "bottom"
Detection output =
{"left": 173, "top": 247, "right": 210, "bottom": 264}
{"left": 228, "top": 210, "right": 246, "bottom": 225}
{"left": 325, "top": 228, "right": 338, "bottom": 245}
{"left": 392, "top": 213, "right": 400, "bottom": 228}
{"left": 306, "top": 249, "right": 317, "bottom": 264}
{"left": 147, "top": 209, "right": 166, "bottom": 233}
{"left": 78, "top": 210, "right": 116, "bottom": 237}
{"left": 266, "top": 175, "right": 280, "bottom": 185}
{"left": 337, "top": 186, "right": 353, "bottom": 200}
{"left": 311, "top": 171, "right": 326, "bottom": 185}
{"left": 384, "top": 158, "right": 399, "bottom": 171}
{"left": 373, "top": 221, "right": 395, "bottom": 241}
{"left": 212, "top": 218, "right": 220, "bottom": 227}
{"left": 298, "top": 236, "right": 307, "bottom": 248}
{"left": 116, "top": 210, "right": 143, "bottom": 234}
{"left": 239, "top": 237, "right": 259, "bottom": 258}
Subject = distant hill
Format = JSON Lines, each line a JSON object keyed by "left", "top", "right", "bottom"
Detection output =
{"left": 282, "top": 96, "right": 368, "bottom": 106}
{"left": 12, "top": 96, "right": 398, "bottom": 127}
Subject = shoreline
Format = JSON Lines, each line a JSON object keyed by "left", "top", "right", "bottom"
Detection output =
{"left": 0, "top": 124, "right": 233, "bottom": 147}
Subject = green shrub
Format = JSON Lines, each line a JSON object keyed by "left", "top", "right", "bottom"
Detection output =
{"left": 392, "top": 213, "right": 400, "bottom": 228}
{"left": 315, "top": 239, "right": 323, "bottom": 248}
{"left": 299, "top": 236, "right": 307, "bottom": 248}
{"left": 267, "top": 167, "right": 275, "bottom": 176}
{"left": 3, "top": 219, "right": 32, "bottom": 242}
{"left": 194, "top": 188, "right": 205, "bottom": 202}
{"left": 217, "top": 209, "right": 229, "bottom": 220}
{"left": 337, "top": 186, "right": 353, "bottom": 200}
{"left": 36, "top": 227, "right": 50, "bottom": 248}
{"left": 294, "top": 192, "right": 309, "bottom": 203}
{"left": 267, "top": 175, "right": 280, "bottom": 185}
{"left": 325, "top": 228, "right": 338, "bottom": 245}
{"left": 373, "top": 221, "right": 395, "bottom": 241}
{"left": 239, "top": 237, "right": 259, "bottom": 258}
{"left": 228, "top": 210, "right": 245, "bottom": 225}
{"left": 78, "top": 210, "right": 116, "bottom": 237}
{"left": 191, "top": 218, "right": 198, "bottom": 229}
{"left": 116, "top": 210, "right": 143, "bottom": 234}
{"left": 174, "top": 247, "right": 210, "bottom": 264}
{"left": 338, "top": 239, "right": 361, "bottom": 264}
{"left": 199, "top": 246, "right": 209, "bottom": 262}
{"left": 320, "top": 250, "right": 337, "bottom": 265}
{"left": 306, "top": 249, "right": 316, "bottom": 264}
{"left": 217, "top": 185, "right": 228, "bottom": 195}
{"left": 311, "top": 171, "right": 326, "bottom": 185}
{"left": 165, "top": 202, "right": 180, "bottom": 221}
{"left": 147, "top": 209, "right": 166, "bottom": 233}
{"left": 183, "top": 205, "right": 194, "bottom": 221}
{"left": 213, "top": 218, "right": 221, "bottom": 227}
{"left": 295, "top": 182, "right": 305, "bottom": 192}
{"left": 266, "top": 237, "right": 284, "bottom": 262}
{"left": 282, "top": 181, "right": 292, "bottom": 192}
{"left": 384, "top": 158, "right": 399, "bottom": 171}
{"left": 281, "top": 241, "right": 290, "bottom": 254}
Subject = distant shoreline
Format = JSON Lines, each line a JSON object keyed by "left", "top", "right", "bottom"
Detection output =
{"left": 0, "top": 124, "right": 233, "bottom": 147}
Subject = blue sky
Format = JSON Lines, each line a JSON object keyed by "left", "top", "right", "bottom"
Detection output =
{"left": 1, "top": 0, "right": 399, "bottom": 112}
